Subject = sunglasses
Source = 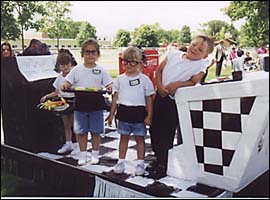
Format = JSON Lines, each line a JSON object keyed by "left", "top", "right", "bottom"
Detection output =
{"left": 122, "top": 59, "right": 140, "bottom": 66}
{"left": 2, "top": 48, "right": 11, "bottom": 51}
{"left": 83, "top": 50, "right": 97, "bottom": 56}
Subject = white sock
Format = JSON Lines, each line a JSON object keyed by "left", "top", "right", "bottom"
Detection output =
{"left": 92, "top": 150, "right": 99, "bottom": 158}
{"left": 80, "top": 151, "right": 88, "bottom": 157}
{"left": 66, "top": 141, "right": 72, "bottom": 146}
{"left": 137, "top": 159, "right": 144, "bottom": 165}
{"left": 118, "top": 159, "right": 125, "bottom": 164}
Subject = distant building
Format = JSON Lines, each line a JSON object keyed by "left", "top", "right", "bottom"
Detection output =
{"left": 24, "top": 32, "right": 49, "bottom": 39}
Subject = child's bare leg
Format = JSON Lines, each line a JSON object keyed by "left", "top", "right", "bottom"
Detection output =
{"left": 62, "top": 114, "right": 73, "bottom": 142}
{"left": 91, "top": 132, "right": 100, "bottom": 151}
{"left": 77, "top": 133, "right": 88, "bottom": 151}
{"left": 135, "top": 135, "right": 145, "bottom": 160}
{"left": 119, "top": 134, "right": 130, "bottom": 159}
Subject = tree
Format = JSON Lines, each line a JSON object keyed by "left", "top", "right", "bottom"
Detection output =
{"left": 76, "top": 22, "right": 97, "bottom": 46}
{"left": 61, "top": 20, "right": 83, "bottom": 39}
{"left": 179, "top": 25, "right": 191, "bottom": 44}
{"left": 38, "top": 1, "right": 72, "bottom": 50}
{"left": 223, "top": 1, "right": 269, "bottom": 47}
{"left": 200, "top": 20, "right": 238, "bottom": 42}
{"left": 1, "top": 1, "right": 45, "bottom": 50}
{"left": 132, "top": 24, "right": 159, "bottom": 47}
{"left": 113, "top": 29, "right": 131, "bottom": 47}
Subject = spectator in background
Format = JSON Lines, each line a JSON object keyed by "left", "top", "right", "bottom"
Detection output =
{"left": 229, "top": 47, "right": 238, "bottom": 66}
{"left": 1, "top": 41, "right": 14, "bottom": 58}
{"left": 22, "top": 39, "right": 50, "bottom": 56}
{"left": 257, "top": 43, "right": 267, "bottom": 55}
{"left": 236, "top": 46, "right": 244, "bottom": 57}
{"left": 243, "top": 51, "right": 257, "bottom": 70}
{"left": 215, "top": 40, "right": 226, "bottom": 77}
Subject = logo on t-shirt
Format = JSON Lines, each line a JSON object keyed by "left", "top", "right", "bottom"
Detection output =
{"left": 92, "top": 69, "right": 101, "bottom": 74}
{"left": 129, "top": 79, "right": 140, "bottom": 86}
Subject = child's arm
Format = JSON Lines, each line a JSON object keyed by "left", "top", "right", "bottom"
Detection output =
{"left": 156, "top": 56, "right": 169, "bottom": 97}
{"left": 144, "top": 95, "right": 153, "bottom": 126}
{"left": 40, "top": 91, "right": 58, "bottom": 103}
{"left": 165, "top": 72, "right": 204, "bottom": 95}
{"left": 107, "top": 92, "right": 118, "bottom": 127}
{"left": 105, "top": 83, "right": 113, "bottom": 94}
{"left": 60, "top": 80, "right": 72, "bottom": 91}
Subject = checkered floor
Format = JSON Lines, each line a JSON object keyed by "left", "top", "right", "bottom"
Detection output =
{"left": 189, "top": 96, "right": 256, "bottom": 176}
{"left": 37, "top": 115, "right": 227, "bottom": 197}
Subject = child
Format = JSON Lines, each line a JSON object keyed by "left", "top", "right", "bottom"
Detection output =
{"left": 61, "top": 39, "right": 113, "bottom": 166}
{"left": 107, "top": 46, "right": 155, "bottom": 176}
{"left": 148, "top": 35, "right": 214, "bottom": 179}
{"left": 40, "top": 50, "right": 76, "bottom": 154}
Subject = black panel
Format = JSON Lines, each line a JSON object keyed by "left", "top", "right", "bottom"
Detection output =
{"left": 204, "top": 164, "right": 223, "bottom": 175}
{"left": 203, "top": 129, "right": 222, "bottom": 149}
{"left": 203, "top": 99, "right": 221, "bottom": 112}
{"left": 195, "top": 145, "right": 204, "bottom": 163}
{"left": 222, "top": 113, "right": 242, "bottom": 132}
{"left": 222, "top": 149, "right": 235, "bottom": 166}
{"left": 240, "top": 96, "right": 256, "bottom": 115}
{"left": 190, "top": 110, "right": 203, "bottom": 128}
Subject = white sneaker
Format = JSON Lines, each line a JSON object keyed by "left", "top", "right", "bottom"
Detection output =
{"left": 90, "top": 156, "right": 99, "bottom": 165}
{"left": 114, "top": 162, "right": 125, "bottom": 174}
{"left": 78, "top": 153, "right": 91, "bottom": 166}
{"left": 57, "top": 143, "right": 73, "bottom": 154}
{"left": 71, "top": 143, "right": 80, "bottom": 155}
{"left": 135, "top": 163, "right": 145, "bottom": 176}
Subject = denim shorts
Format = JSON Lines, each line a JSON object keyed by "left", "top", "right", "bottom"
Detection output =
{"left": 73, "top": 110, "right": 104, "bottom": 134}
{"left": 117, "top": 121, "right": 146, "bottom": 136}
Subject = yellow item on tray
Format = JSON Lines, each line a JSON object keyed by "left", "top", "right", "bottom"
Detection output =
{"left": 74, "top": 87, "right": 98, "bottom": 91}
{"left": 37, "top": 97, "right": 66, "bottom": 111}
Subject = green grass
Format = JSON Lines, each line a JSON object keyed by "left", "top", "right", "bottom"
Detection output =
{"left": 205, "top": 64, "right": 233, "bottom": 82}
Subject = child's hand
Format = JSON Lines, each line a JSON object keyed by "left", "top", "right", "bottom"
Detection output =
{"left": 40, "top": 95, "right": 48, "bottom": 103}
{"left": 144, "top": 115, "right": 152, "bottom": 126}
{"left": 60, "top": 83, "right": 69, "bottom": 91}
{"left": 157, "top": 85, "right": 169, "bottom": 97}
{"left": 106, "top": 84, "right": 113, "bottom": 94}
{"left": 165, "top": 82, "right": 178, "bottom": 96}
{"left": 106, "top": 114, "right": 114, "bottom": 127}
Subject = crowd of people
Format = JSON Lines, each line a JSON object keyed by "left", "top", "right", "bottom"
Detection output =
{"left": 1, "top": 36, "right": 269, "bottom": 179}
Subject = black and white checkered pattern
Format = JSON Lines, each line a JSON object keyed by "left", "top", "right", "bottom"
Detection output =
{"left": 37, "top": 117, "right": 227, "bottom": 197}
{"left": 188, "top": 96, "right": 256, "bottom": 176}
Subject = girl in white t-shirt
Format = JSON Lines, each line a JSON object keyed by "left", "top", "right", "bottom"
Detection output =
{"left": 107, "top": 46, "right": 155, "bottom": 176}
{"left": 61, "top": 39, "right": 113, "bottom": 166}
{"left": 40, "top": 51, "right": 76, "bottom": 154}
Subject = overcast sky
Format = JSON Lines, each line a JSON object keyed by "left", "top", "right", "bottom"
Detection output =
{"left": 70, "top": 1, "right": 244, "bottom": 38}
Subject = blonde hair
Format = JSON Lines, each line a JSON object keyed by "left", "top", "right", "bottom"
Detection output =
{"left": 122, "top": 46, "right": 142, "bottom": 61}
{"left": 192, "top": 35, "right": 215, "bottom": 54}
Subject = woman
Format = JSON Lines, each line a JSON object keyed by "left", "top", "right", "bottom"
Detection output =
{"left": 1, "top": 42, "right": 14, "bottom": 58}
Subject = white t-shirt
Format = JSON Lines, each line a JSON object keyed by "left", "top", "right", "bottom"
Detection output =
{"left": 65, "top": 64, "right": 113, "bottom": 89}
{"left": 53, "top": 74, "right": 75, "bottom": 98}
{"left": 113, "top": 72, "right": 155, "bottom": 106}
{"left": 162, "top": 50, "right": 208, "bottom": 86}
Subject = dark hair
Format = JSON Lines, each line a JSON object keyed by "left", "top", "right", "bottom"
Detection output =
{"left": 22, "top": 39, "right": 50, "bottom": 56}
{"left": 58, "top": 48, "right": 77, "bottom": 66}
{"left": 80, "top": 39, "right": 100, "bottom": 58}
{"left": 1, "top": 41, "right": 14, "bottom": 57}
{"left": 54, "top": 49, "right": 77, "bottom": 72}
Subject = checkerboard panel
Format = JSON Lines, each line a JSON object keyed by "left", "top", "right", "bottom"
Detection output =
{"left": 189, "top": 96, "right": 256, "bottom": 176}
